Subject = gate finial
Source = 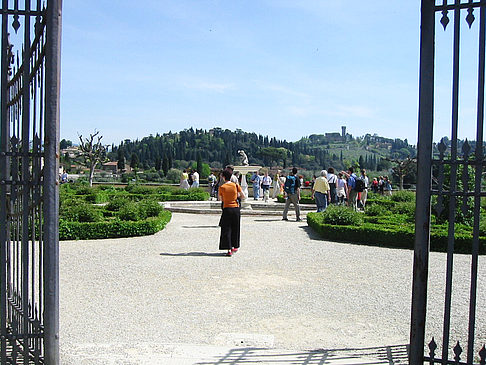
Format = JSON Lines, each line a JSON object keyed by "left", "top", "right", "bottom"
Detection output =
{"left": 479, "top": 345, "right": 486, "bottom": 365}
{"left": 466, "top": 7, "right": 475, "bottom": 29}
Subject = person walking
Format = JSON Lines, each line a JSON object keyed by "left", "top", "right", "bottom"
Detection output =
{"left": 336, "top": 172, "right": 347, "bottom": 205}
{"left": 250, "top": 171, "right": 261, "bottom": 200}
{"left": 359, "top": 169, "right": 369, "bottom": 209}
{"left": 282, "top": 167, "right": 301, "bottom": 221}
{"left": 311, "top": 170, "right": 331, "bottom": 212}
{"left": 344, "top": 167, "right": 358, "bottom": 211}
{"left": 218, "top": 169, "right": 246, "bottom": 257}
{"left": 384, "top": 176, "right": 393, "bottom": 196}
{"left": 180, "top": 169, "right": 190, "bottom": 190}
{"left": 327, "top": 167, "right": 338, "bottom": 204}
{"left": 272, "top": 170, "right": 281, "bottom": 199}
{"left": 379, "top": 176, "right": 385, "bottom": 195}
{"left": 261, "top": 171, "right": 272, "bottom": 202}
{"left": 371, "top": 177, "right": 379, "bottom": 194}
{"left": 208, "top": 172, "right": 217, "bottom": 199}
{"left": 225, "top": 165, "right": 239, "bottom": 184}
{"left": 191, "top": 170, "right": 200, "bottom": 188}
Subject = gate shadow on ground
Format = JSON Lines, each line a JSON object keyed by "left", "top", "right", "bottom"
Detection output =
{"left": 182, "top": 225, "right": 220, "bottom": 229}
{"left": 160, "top": 252, "right": 225, "bottom": 257}
{"left": 196, "top": 344, "right": 409, "bottom": 365}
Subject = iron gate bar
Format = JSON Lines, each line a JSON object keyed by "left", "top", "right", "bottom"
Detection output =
{"left": 410, "top": 0, "right": 436, "bottom": 363}
{"left": 22, "top": 2, "right": 32, "bottom": 363}
{"left": 442, "top": 0, "right": 461, "bottom": 362}
{"left": 468, "top": 2, "right": 485, "bottom": 362}
{"left": 412, "top": 0, "right": 486, "bottom": 364}
{"left": 0, "top": 0, "right": 60, "bottom": 363}
{"left": 0, "top": 0, "right": 8, "bottom": 362}
{"left": 44, "top": 0, "right": 62, "bottom": 362}
{"left": 436, "top": 3, "right": 483, "bottom": 11}
{"left": 0, "top": 10, "right": 42, "bottom": 16}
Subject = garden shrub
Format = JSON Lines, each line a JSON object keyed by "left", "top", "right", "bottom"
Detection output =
{"left": 390, "top": 190, "right": 415, "bottom": 202}
{"left": 61, "top": 202, "right": 102, "bottom": 223}
{"left": 73, "top": 184, "right": 92, "bottom": 195}
{"left": 320, "top": 205, "right": 363, "bottom": 226}
{"left": 366, "top": 198, "right": 396, "bottom": 210}
{"left": 391, "top": 202, "right": 416, "bottom": 217}
{"left": 117, "top": 202, "right": 140, "bottom": 221}
{"left": 125, "top": 184, "right": 154, "bottom": 195}
{"left": 138, "top": 199, "right": 163, "bottom": 218}
{"left": 364, "top": 204, "right": 384, "bottom": 216}
{"left": 105, "top": 196, "right": 131, "bottom": 212}
{"left": 480, "top": 214, "right": 486, "bottom": 236}
{"left": 166, "top": 168, "right": 182, "bottom": 183}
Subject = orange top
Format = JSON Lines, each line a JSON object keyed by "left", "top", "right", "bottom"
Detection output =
{"left": 219, "top": 182, "right": 242, "bottom": 208}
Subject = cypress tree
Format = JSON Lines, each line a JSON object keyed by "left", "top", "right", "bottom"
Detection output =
{"left": 196, "top": 152, "right": 203, "bottom": 174}
{"left": 162, "top": 156, "right": 169, "bottom": 176}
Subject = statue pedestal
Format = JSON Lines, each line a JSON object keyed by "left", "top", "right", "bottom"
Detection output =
{"left": 233, "top": 165, "right": 262, "bottom": 210}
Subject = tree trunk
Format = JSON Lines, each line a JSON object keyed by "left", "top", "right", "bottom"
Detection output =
{"left": 400, "top": 174, "right": 404, "bottom": 190}
{"left": 89, "top": 165, "right": 96, "bottom": 187}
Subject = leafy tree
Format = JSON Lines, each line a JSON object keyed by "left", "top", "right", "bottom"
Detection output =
{"left": 386, "top": 156, "right": 417, "bottom": 190}
{"left": 60, "top": 139, "right": 72, "bottom": 150}
{"left": 166, "top": 168, "right": 182, "bottom": 183}
{"left": 77, "top": 131, "right": 107, "bottom": 187}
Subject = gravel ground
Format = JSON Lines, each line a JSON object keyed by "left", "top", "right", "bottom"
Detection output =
{"left": 60, "top": 213, "right": 486, "bottom": 363}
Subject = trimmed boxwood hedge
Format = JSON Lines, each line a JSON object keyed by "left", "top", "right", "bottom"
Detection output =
{"left": 60, "top": 183, "right": 209, "bottom": 203}
{"left": 307, "top": 212, "right": 486, "bottom": 254}
{"left": 59, "top": 210, "right": 172, "bottom": 240}
{"left": 276, "top": 194, "right": 314, "bottom": 204}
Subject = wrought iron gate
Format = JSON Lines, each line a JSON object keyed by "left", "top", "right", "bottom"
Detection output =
{"left": 411, "top": 0, "right": 486, "bottom": 364}
{"left": 0, "top": 0, "right": 61, "bottom": 364}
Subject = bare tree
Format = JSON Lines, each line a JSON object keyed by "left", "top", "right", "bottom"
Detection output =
{"left": 77, "top": 131, "right": 107, "bottom": 187}
{"left": 386, "top": 156, "right": 417, "bottom": 190}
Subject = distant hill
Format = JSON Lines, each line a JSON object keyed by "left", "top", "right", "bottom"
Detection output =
{"left": 105, "top": 127, "right": 416, "bottom": 174}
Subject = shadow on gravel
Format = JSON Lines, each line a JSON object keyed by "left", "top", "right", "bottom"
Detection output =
{"left": 299, "top": 225, "right": 323, "bottom": 241}
{"left": 253, "top": 219, "right": 283, "bottom": 222}
{"left": 196, "top": 344, "right": 409, "bottom": 364}
{"left": 160, "top": 252, "right": 225, "bottom": 257}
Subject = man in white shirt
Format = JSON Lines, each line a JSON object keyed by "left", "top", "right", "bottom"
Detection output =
{"left": 359, "top": 169, "right": 369, "bottom": 209}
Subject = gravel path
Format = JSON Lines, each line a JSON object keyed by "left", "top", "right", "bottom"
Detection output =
{"left": 60, "top": 212, "right": 486, "bottom": 363}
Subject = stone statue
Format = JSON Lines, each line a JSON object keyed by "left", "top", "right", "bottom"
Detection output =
{"left": 238, "top": 150, "right": 249, "bottom": 166}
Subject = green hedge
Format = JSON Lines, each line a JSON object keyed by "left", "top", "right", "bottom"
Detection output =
{"left": 59, "top": 210, "right": 172, "bottom": 240}
{"left": 276, "top": 194, "right": 314, "bottom": 204}
{"left": 307, "top": 212, "right": 486, "bottom": 254}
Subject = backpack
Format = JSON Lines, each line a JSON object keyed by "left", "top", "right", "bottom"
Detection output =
{"left": 355, "top": 178, "right": 365, "bottom": 192}
{"left": 284, "top": 175, "right": 297, "bottom": 195}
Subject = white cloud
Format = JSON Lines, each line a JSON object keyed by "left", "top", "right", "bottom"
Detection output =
{"left": 183, "top": 81, "right": 236, "bottom": 93}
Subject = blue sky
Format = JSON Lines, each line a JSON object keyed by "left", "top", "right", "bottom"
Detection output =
{"left": 60, "top": 1, "right": 483, "bottom": 146}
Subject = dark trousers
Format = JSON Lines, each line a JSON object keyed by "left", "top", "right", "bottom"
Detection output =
{"left": 329, "top": 183, "right": 337, "bottom": 204}
{"left": 219, "top": 207, "right": 241, "bottom": 250}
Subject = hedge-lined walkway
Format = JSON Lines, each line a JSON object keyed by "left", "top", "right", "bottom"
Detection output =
{"left": 60, "top": 212, "right": 486, "bottom": 364}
